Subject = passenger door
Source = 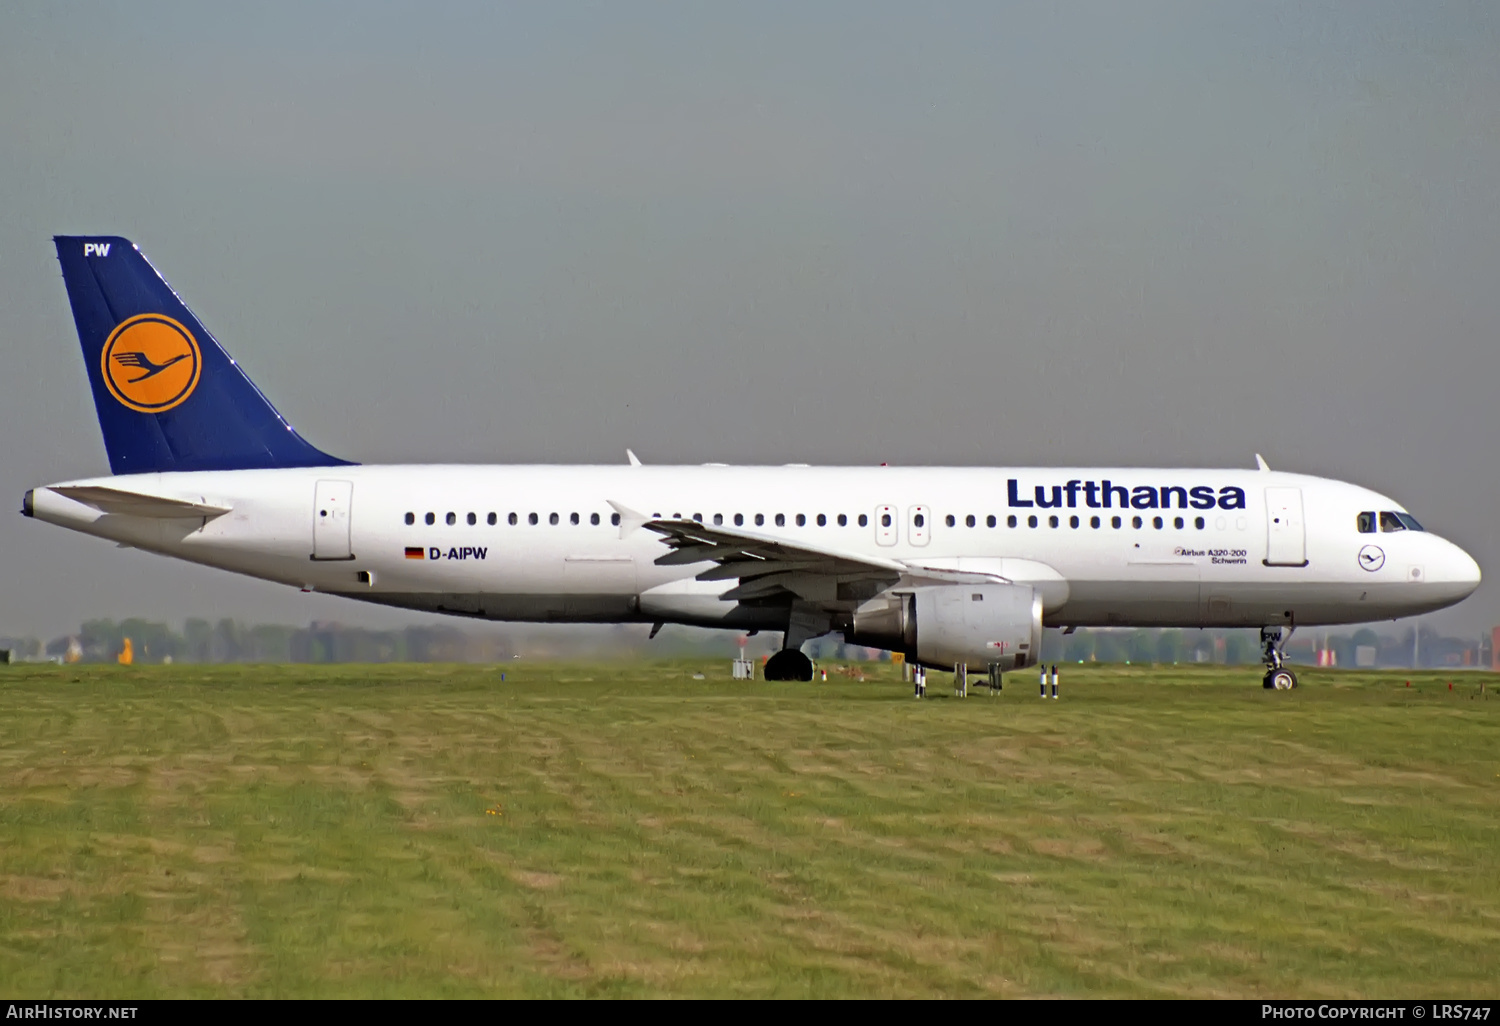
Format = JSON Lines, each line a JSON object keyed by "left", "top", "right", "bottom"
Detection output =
{"left": 312, "top": 479, "right": 354, "bottom": 560}
{"left": 1264, "top": 487, "right": 1307, "bottom": 566}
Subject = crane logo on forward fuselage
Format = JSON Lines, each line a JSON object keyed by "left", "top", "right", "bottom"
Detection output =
{"left": 101, "top": 314, "right": 202, "bottom": 413}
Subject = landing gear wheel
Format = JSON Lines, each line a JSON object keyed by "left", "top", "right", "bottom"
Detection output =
{"left": 764, "top": 649, "right": 814, "bottom": 682}
{"left": 1262, "top": 668, "right": 1298, "bottom": 690}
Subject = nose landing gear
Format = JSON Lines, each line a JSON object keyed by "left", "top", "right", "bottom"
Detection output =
{"left": 1260, "top": 626, "right": 1298, "bottom": 690}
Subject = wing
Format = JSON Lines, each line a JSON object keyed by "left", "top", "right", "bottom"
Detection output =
{"left": 617, "top": 503, "right": 1001, "bottom": 609}
{"left": 49, "top": 485, "right": 231, "bottom": 519}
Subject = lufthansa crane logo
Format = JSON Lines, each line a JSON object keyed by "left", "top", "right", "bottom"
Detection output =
{"left": 1358, "top": 545, "right": 1385, "bottom": 572}
{"left": 100, "top": 314, "right": 202, "bottom": 413}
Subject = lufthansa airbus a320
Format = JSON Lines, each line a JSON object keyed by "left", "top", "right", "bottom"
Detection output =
{"left": 24, "top": 236, "right": 1481, "bottom": 688}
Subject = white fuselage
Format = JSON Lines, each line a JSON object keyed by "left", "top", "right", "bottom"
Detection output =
{"left": 27, "top": 464, "right": 1480, "bottom": 634}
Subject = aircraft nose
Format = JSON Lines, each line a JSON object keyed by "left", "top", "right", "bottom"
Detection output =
{"left": 1440, "top": 540, "right": 1482, "bottom": 598}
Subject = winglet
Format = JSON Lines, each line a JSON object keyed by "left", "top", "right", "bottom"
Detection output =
{"left": 626, "top": 449, "right": 642, "bottom": 467}
{"left": 606, "top": 499, "right": 649, "bottom": 538}
{"left": 1255, "top": 453, "right": 1270, "bottom": 472}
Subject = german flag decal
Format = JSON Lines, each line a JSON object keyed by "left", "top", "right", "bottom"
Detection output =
{"left": 404, "top": 547, "right": 424, "bottom": 559}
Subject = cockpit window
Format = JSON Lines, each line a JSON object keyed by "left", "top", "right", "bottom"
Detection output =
{"left": 1357, "top": 512, "right": 1376, "bottom": 534}
{"left": 1379, "top": 511, "right": 1423, "bottom": 532}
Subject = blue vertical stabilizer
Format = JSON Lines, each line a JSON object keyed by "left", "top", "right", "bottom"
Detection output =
{"left": 53, "top": 235, "right": 350, "bottom": 474}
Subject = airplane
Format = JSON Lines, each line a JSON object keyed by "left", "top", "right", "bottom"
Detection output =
{"left": 22, "top": 236, "right": 1482, "bottom": 689}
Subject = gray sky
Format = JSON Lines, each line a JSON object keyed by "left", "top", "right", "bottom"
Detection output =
{"left": 3, "top": 2, "right": 1498, "bottom": 639}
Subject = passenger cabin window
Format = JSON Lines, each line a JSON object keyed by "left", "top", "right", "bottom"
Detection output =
{"left": 404, "top": 512, "right": 414, "bottom": 525}
{"left": 1027, "top": 515, "right": 1038, "bottom": 528}
{"left": 734, "top": 514, "right": 744, "bottom": 526}
{"left": 966, "top": 515, "right": 976, "bottom": 528}
{"left": 571, "top": 512, "right": 580, "bottom": 525}
{"left": 467, "top": 512, "right": 476, "bottom": 525}
{"left": 837, "top": 514, "right": 847, "bottom": 527}
{"left": 488, "top": 513, "right": 497, "bottom": 525}
{"left": 529, "top": 513, "right": 538, "bottom": 525}
{"left": 1358, "top": 512, "right": 1376, "bottom": 534}
{"left": 549, "top": 513, "right": 560, "bottom": 525}
{"left": 611, "top": 513, "right": 621, "bottom": 526}
{"left": 816, "top": 514, "right": 826, "bottom": 527}
{"left": 987, "top": 515, "right": 996, "bottom": 528}
{"left": 1070, "top": 515, "right": 1079, "bottom": 528}
{"left": 775, "top": 513, "right": 786, "bottom": 527}
{"left": 858, "top": 514, "right": 868, "bottom": 527}
{"left": 1007, "top": 515, "right": 1017, "bottom": 528}
{"left": 591, "top": 513, "right": 600, "bottom": 525}
{"left": 446, "top": 512, "right": 456, "bottom": 525}
{"left": 1090, "top": 516, "right": 1100, "bottom": 528}
{"left": 1048, "top": 515, "right": 1059, "bottom": 528}
{"left": 509, "top": 513, "right": 518, "bottom": 525}
{"left": 795, "top": 514, "right": 805, "bottom": 526}
{"left": 713, "top": 513, "right": 723, "bottom": 526}
{"left": 942, "top": 514, "right": 952, "bottom": 527}
{"left": 425, "top": 512, "right": 435, "bottom": 525}
{"left": 755, "top": 514, "right": 765, "bottom": 526}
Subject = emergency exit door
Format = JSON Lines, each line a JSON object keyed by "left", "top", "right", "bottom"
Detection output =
{"left": 312, "top": 479, "right": 354, "bottom": 560}
{"left": 908, "top": 505, "right": 931, "bottom": 546}
{"left": 1264, "top": 487, "right": 1306, "bottom": 567}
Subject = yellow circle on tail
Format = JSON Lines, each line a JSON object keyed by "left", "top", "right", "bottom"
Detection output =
{"left": 100, "top": 314, "right": 202, "bottom": 413}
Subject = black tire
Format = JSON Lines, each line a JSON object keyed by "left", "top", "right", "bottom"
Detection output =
{"left": 1262, "top": 668, "right": 1298, "bottom": 690}
{"left": 764, "top": 649, "right": 814, "bottom": 681}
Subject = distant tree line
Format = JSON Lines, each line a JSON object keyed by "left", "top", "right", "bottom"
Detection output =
{"left": 0, "top": 619, "right": 1488, "bottom": 668}
{"left": 816, "top": 623, "right": 1487, "bottom": 669}
{"left": 0, "top": 618, "right": 508, "bottom": 665}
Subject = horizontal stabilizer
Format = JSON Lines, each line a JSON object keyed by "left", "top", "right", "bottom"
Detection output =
{"left": 49, "top": 484, "right": 231, "bottom": 519}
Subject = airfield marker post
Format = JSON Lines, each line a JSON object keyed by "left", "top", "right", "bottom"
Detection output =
{"left": 1051, "top": 664, "right": 1059, "bottom": 699}
{"left": 1040, "top": 665, "right": 1047, "bottom": 698}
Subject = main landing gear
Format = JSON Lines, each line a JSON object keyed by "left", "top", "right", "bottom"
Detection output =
{"left": 764, "top": 648, "right": 814, "bottom": 681}
{"left": 765, "top": 606, "right": 825, "bottom": 682}
{"left": 1261, "top": 625, "right": 1298, "bottom": 690}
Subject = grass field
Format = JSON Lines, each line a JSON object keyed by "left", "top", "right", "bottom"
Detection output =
{"left": 0, "top": 659, "right": 1496, "bottom": 998}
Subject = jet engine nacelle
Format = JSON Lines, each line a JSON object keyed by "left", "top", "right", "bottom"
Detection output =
{"left": 844, "top": 583, "right": 1043, "bottom": 670}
